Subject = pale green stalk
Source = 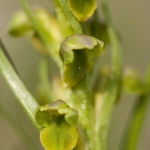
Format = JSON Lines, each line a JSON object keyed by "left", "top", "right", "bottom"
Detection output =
{"left": 19, "top": 0, "right": 62, "bottom": 68}
{"left": 67, "top": 76, "right": 98, "bottom": 150}
{"left": 57, "top": 0, "right": 83, "bottom": 34}
{"left": 97, "top": 0, "right": 122, "bottom": 149}
{"left": 52, "top": 0, "right": 74, "bottom": 38}
{"left": 121, "top": 96, "right": 149, "bottom": 150}
{"left": 56, "top": 1, "right": 98, "bottom": 149}
{"left": 38, "top": 56, "right": 56, "bottom": 103}
{"left": 0, "top": 46, "right": 41, "bottom": 131}
{"left": 51, "top": 0, "right": 97, "bottom": 149}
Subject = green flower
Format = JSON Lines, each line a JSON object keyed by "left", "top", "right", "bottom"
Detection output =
{"left": 34, "top": 100, "right": 78, "bottom": 150}
{"left": 8, "top": 8, "right": 62, "bottom": 54}
{"left": 60, "top": 34, "right": 104, "bottom": 87}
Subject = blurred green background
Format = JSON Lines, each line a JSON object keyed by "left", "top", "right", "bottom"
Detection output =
{"left": 0, "top": 0, "right": 150, "bottom": 150}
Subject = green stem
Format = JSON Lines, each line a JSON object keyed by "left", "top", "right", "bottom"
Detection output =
{"left": 52, "top": 0, "right": 74, "bottom": 38}
{"left": 121, "top": 95, "right": 149, "bottom": 150}
{"left": 38, "top": 56, "right": 56, "bottom": 103}
{"left": 19, "top": 0, "right": 62, "bottom": 68}
{"left": 57, "top": 0, "right": 83, "bottom": 34}
{"left": 67, "top": 76, "right": 97, "bottom": 150}
{"left": 97, "top": 0, "right": 122, "bottom": 149}
{"left": 0, "top": 104, "right": 39, "bottom": 150}
{"left": 52, "top": 0, "right": 96, "bottom": 148}
{"left": 0, "top": 46, "right": 41, "bottom": 131}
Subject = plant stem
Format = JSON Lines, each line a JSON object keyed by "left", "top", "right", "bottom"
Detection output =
{"left": 52, "top": 0, "right": 74, "bottom": 38}
{"left": 0, "top": 45, "right": 41, "bottom": 131}
{"left": 121, "top": 95, "right": 149, "bottom": 150}
{"left": 19, "top": 0, "right": 62, "bottom": 68}
{"left": 52, "top": 1, "right": 97, "bottom": 149}
{"left": 38, "top": 56, "right": 56, "bottom": 103}
{"left": 56, "top": 1, "right": 97, "bottom": 148}
{"left": 57, "top": 0, "right": 83, "bottom": 34}
{"left": 97, "top": 0, "right": 122, "bottom": 149}
{"left": 67, "top": 76, "right": 97, "bottom": 150}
